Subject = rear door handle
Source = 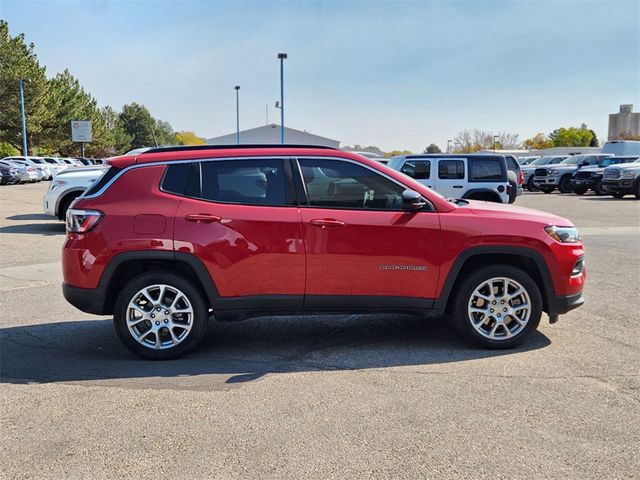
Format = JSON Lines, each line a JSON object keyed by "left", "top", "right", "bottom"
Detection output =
{"left": 310, "top": 218, "right": 346, "bottom": 228}
{"left": 185, "top": 213, "right": 221, "bottom": 223}
{"left": 452, "top": 185, "right": 463, "bottom": 188}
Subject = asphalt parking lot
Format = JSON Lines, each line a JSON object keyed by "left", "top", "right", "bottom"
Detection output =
{"left": 1, "top": 182, "right": 639, "bottom": 479}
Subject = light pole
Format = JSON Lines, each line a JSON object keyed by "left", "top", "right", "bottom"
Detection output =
{"left": 19, "top": 79, "right": 28, "bottom": 156}
{"left": 493, "top": 135, "right": 499, "bottom": 152}
{"left": 277, "top": 53, "right": 287, "bottom": 144}
{"left": 447, "top": 139, "right": 452, "bottom": 153}
{"left": 235, "top": 85, "right": 240, "bottom": 144}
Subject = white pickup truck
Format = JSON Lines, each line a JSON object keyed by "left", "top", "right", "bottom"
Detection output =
{"left": 43, "top": 167, "right": 107, "bottom": 220}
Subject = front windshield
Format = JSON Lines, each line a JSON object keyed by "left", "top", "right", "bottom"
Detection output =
{"left": 531, "top": 157, "right": 551, "bottom": 165}
{"left": 560, "top": 156, "right": 584, "bottom": 165}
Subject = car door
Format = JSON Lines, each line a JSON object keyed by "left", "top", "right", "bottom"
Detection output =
{"left": 295, "top": 157, "right": 441, "bottom": 309}
{"left": 173, "top": 157, "right": 305, "bottom": 309}
{"left": 433, "top": 158, "right": 466, "bottom": 198}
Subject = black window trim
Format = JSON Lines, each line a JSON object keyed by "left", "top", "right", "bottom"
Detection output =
{"left": 437, "top": 159, "right": 466, "bottom": 180}
{"left": 467, "top": 157, "right": 508, "bottom": 183}
{"left": 400, "top": 159, "right": 431, "bottom": 180}
{"left": 292, "top": 155, "right": 435, "bottom": 212}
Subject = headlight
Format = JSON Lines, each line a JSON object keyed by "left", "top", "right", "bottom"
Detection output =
{"left": 544, "top": 226, "right": 581, "bottom": 243}
{"left": 621, "top": 171, "right": 636, "bottom": 178}
{"left": 549, "top": 169, "right": 560, "bottom": 175}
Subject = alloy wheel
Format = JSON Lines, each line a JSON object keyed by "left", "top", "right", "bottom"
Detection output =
{"left": 126, "top": 284, "right": 194, "bottom": 350}
{"left": 467, "top": 277, "right": 531, "bottom": 341}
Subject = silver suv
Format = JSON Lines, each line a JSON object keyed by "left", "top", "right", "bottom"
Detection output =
{"left": 388, "top": 154, "right": 510, "bottom": 203}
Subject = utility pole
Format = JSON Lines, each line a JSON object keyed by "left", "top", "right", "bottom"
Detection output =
{"left": 235, "top": 85, "right": 241, "bottom": 144}
{"left": 19, "top": 79, "right": 28, "bottom": 156}
{"left": 277, "top": 53, "right": 287, "bottom": 144}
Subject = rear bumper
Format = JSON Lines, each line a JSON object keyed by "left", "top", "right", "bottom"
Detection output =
{"left": 547, "top": 292, "right": 584, "bottom": 315}
{"left": 62, "top": 283, "right": 108, "bottom": 315}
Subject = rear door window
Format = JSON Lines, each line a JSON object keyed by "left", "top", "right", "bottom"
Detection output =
{"left": 438, "top": 160, "right": 465, "bottom": 179}
{"left": 191, "top": 158, "right": 293, "bottom": 206}
{"left": 400, "top": 160, "right": 430, "bottom": 179}
{"left": 469, "top": 158, "right": 504, "bottom": 181}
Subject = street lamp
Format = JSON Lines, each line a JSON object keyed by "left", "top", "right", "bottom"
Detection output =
{"left": 234, "top": 85, "right": 241, "bottom": 144}
{"left": 277, "top": 53, "right": 287, "bottom": 144}
{"left": 447, "top": 139, "right": 452, "bottom": 153}
{"left": 19, "top": 79, "right": 28, "bottom": 156}
{"left": 493, "top": 135, "right": 499, "bottom": 152}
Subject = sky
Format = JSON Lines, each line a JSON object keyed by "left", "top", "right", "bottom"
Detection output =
{"left": 2, "top": 0, "right": 639, "bottom": 152}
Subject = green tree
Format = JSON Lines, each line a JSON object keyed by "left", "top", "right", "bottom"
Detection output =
{"left": 176, "top": 131, "right": 205, "bottom": 145}
{"left": 154, "top": 119, "right": 177, "bottom": 146}
{"left": 424, "top": 143, "right": 441, "bottom": 153}
{"left": 0, "top": 142, "right": 18, "bottom": 157}
{"left": 524, "top": 133, "right": 553, "bottom": 150}
{"left": 119, "top": 103, "right": 157, "bottom": 149}
{"left": 0, "top": 20, "right": 53, "bottom": 154}
{"left": 549, "top": 127, "right": 593, "bottom": 147}
{"left": 100, "top": 106, "right": 132, "bottom": 155}
{"left": 588, "top": 129, "right": 599, "bottom": 147}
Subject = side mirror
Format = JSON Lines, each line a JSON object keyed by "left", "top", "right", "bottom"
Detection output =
{"left": 402, "top": 189, "right": 427, "bottom": 211}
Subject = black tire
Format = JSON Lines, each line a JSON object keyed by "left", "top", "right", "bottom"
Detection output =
{"left": 57, "top": 193, "right": 81, "bottom": 220}
{"left": 558, "top": 176, "right": 573, "bottom": 193}
{"left": 594, "top": 180, "right": 606, "bottom": 196}
{"left": 612, "top": 193, "right": 625, "bottom": 199}
{"left": 634, "top": 180, "right": 640, "bottom": 200}
{"left": 526, "top": 177, "right": 538, "bottom": 192}
{"left": 541, "top": 187, "right": 555, "bottom": 194}
{"left": 113, "top": 271, "right": 209, "bottom": 360}
{"left": 573, "top": 187, "right": 587, "bottom": 196}
{"left": 450, "top": 265, "right": 542, "bottom": 349}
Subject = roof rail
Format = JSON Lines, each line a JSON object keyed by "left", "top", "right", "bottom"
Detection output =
{"left": 141, "top": 144, "right": 339, "bottom": 154}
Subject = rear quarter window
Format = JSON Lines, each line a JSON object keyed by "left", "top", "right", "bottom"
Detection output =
{"left": 161, "top": 163, "right": 190, "bottom": 195}
{"left": 438, "top": 160, "right": 465, "bottom": 179}
{"left": 83, "top": 167, "right": 120, "bottom": 196}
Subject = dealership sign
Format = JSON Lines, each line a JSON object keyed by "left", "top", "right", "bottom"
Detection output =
{"left": 70, "top": 121, "right": 92, "bottom": 142}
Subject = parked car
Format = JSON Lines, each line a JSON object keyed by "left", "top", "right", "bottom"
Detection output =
{"left": 602, "top": 159, "right": 640, "bottom": 199}
{"left": 533, "top": 154, "right": 613, "bottom": 193}
{"left": 571, "top": 156, "right": 639, "bottom": 195}
{"left": 0, "top": 162, "right": 21, "bottom": 184}
{"left": 2, "top": 156, "right": 48, "bottom": 181}
{"left": 27, "top": 157, "right": 54, "bottom": 179}
{"left": 521, "top": 156, "right": 566, "bottom": 191}
{"left": 61, "top": 144, "right": 585, "bottom": 359}
{"left": 0, "top": 160, "right": 38, "bottom": 183}
{"left": 505, "top": 155, "right": 523, "bottom": 203}
{"left": 43, "top": 157, "right": 69, "bottom": 177}
{"left": 43, "top": 167, "right": 108, "bottom": 220}
{"left": 388, "top": 154, "right": 511, "bottom": 203}
{"left": 516, "top": 156, "right": 539, "bottom": 166}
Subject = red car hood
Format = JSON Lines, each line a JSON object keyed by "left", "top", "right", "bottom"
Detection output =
{"left": 464, "top": 200, "right": 573, "bottom": 227}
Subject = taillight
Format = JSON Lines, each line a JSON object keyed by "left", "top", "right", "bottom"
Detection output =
{"left": 66, "top": 209, "right": 103, "bottom": 233}
{"left": 518, "top": 170, "right": 524, "bottom": 185}
{"left": 27, "top": 167, "right": 35, "bottom": 172}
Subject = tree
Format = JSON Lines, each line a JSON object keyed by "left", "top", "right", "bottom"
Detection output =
{"left": 549, "top": 127, "right": 593, "bottom": 147}
{"left": 119, "top": 103, "right": 158, "bottom": 149}
{"left": 384, "top": 150, "right": 412, "bottom": 158}
{"left": 524, "top": 133, "right": 553, "bottom": 150}
{"left": 424, "top": 143, "right": 441, "bottom": 153}
{"left": 101, "top": 106, "right": 132, "bottom": 155}
{"left": 588, "top": 129, "right": 599, "bottom": 147}
{"left": 0, "top": 20, "right": 53, "bottom": 154}
{"left": 154, "top": 119, "right": 177, "bottom": 146}
{"left": 176, "top": 131, "right": 205, "bottom": 145}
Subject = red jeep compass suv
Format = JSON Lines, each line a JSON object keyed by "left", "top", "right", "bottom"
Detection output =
{"left": 62, "top": 145, "right": 585, "bottom": 359}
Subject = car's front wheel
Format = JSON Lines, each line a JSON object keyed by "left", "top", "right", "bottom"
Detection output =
{"left": 559, "top": 176, "right": 573, "bottom": 193}
{"left": 113, "top": 271, "right": 209, "bottom": 360}
{"left": 451, "top": 265, "right": 542, "bottom": 349}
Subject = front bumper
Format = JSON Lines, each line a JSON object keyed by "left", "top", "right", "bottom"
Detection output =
{"left": 570, "top": 178, "right": 596, "bottom": 189}
{"left": 547, "top": 292, "right": 584, "bottom": 315}
{"left": 533, "top": 175, "right": 560, "bottom": 186}
{"left": 602, "top": 179, "right": 635, "bottom": 194}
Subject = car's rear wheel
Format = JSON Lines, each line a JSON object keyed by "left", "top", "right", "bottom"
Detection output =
{"left": 113, "top": 271, "right": 208, "bottom": 360}
{"left": 573, "top": 187, "right": 587, "bottom": 195}
{"left": 541, "top": 187, "right": 555, "bottom": 194}
{"left": 559, "top": 176, "right": 573, "bottom": 193}
{"left": 526, "top": 177, "right": 538, "bottom": 192}
{"left": 612, "top": 193, "right": 625, "bottom": 199}
{"left": 634, "top": 180, "right": 640, "bottom": 200}
{"left": 451, "top": 265, "right": 542, "bottom": 349}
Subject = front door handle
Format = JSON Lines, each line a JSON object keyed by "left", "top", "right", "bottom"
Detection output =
{"left": 185, "top": 213, "right": 221, "bottom": 223}
{"left": 452, "top": 185, "right": 463, "bottom": 188}
{"left": 310, "top": 218, "right": 346, "bottom": 228}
